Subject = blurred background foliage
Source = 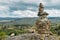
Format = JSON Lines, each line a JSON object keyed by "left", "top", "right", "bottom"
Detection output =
{"left": 0, "top": 23, "right": 60, "bottom": 40}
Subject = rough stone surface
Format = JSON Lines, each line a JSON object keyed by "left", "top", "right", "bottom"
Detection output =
{"left": 6, "top": 33, "right": 41, "bottom": 40}
{"left": 6, "top": 33, "right": 57, "bottom": 40}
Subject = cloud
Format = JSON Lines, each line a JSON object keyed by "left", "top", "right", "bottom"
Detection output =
{"left": 0, "top": 7, "right": 60, "bottom": 18}
{"left": 45, "top": 9, "right": 60, "bottom": 17}
{"left": 21, "top": 0, "right": 45, "bottom": 5}
{"left": 0, "top": 6, "right": 10, "bottom": 17}
{"left": 12, "top": 10, "right": 37, "bottom": 18}
{"left": 50, "top": 0, "right": 60, "bottom": 5}
{"left": 0, "top": 0, "right": 20, "bottom": 3}
{"left": 11, "top": 9, "right": 60, "bottom": 17}
{"left": 0, "top": 0, "right": 60, "bottom": 17}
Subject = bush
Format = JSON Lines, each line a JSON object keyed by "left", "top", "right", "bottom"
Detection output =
{"left": 57, "top": 30, "right": 60, "bottom": 35}
{"left": 0, "top": 32, "right": 7, "bottom": 40}
{"left": 50, "top": 24, "right": 60, "bottom": 35}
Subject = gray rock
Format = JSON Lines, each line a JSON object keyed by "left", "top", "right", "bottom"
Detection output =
{"left": 6, "top": 33, "right": 57, "bottom": 40}
{"left": 6, "top": 33, "right": 41, "bottom": 40}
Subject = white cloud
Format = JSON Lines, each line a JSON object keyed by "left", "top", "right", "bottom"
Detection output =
{"left": 11, "top": 9, "right": 60, "bottom": 18}
{"left": 21, "top": 0, "right": 46, "bottom": 6}
{"left": 0, "top": 0, "right": 60, "bottom": 18}
{"left": 0, "top": 6, "right": 10, "bottom": 17}
{"left": 50, "top": 0, "right": 60, "bottom": 5}
{"left": 0, "top": 0, "right": 20, "bottom": 3}
{"left": 12, "top": 10, "right": 37, "bottom": 17}
{"left": 0, "top": 6, "right": 9, "bottom": 10}
{"left": 18, "top": 0, "right": 60, "bottom": 6}
{"left": 0, "top": 7, "right": 60, "bottom": 17}
{"left": 27, "top": 7, "right": 34, "bottom": 10}
{"left": 0, "top": 0, "right": 47, "bottom": 6}
{"left": 45, "top": 9, "right": 60, "bottom": 17}
{"left": 12, "top": 10, "right": 37, "bottom": 18}
{"left": 42, "top": 0, "right": 60, "bottom": 6}
{"left": 0, "top": 0, "right": 60, "bottom": 6}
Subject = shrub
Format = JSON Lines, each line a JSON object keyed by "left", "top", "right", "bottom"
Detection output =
{"left": 0, "top": 32, "right": 7, "bottom": 40}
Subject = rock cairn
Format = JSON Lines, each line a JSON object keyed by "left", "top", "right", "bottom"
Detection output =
{"left": 35, "top": 3, "right": 56, "bottom": 40}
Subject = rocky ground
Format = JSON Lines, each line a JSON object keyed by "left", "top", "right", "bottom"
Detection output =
{"left": 6, "top": 33, "right": 58, "bottom": 40}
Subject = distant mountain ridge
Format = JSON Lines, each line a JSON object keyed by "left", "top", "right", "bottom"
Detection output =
{"left": 0, "top": 17, "right": 60, "bottom": 25}
{"left": 0, "top": 17, "right": 59, "bottom": 20}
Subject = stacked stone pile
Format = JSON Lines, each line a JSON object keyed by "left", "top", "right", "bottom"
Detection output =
{"left": 35, "top": 3, "right": 57, "bottom": 40}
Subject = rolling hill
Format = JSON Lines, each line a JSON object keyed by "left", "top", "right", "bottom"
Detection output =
{"left": 0, "top": 17, "right": 60, "bottom": 25}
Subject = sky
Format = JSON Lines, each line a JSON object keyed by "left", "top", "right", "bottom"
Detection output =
{"left": 0, "top": 0, "right": 60, "bottom": 18}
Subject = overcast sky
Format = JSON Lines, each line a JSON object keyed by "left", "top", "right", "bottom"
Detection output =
{"left": 0, "top": 0, "right": 60, "bottom": 18}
